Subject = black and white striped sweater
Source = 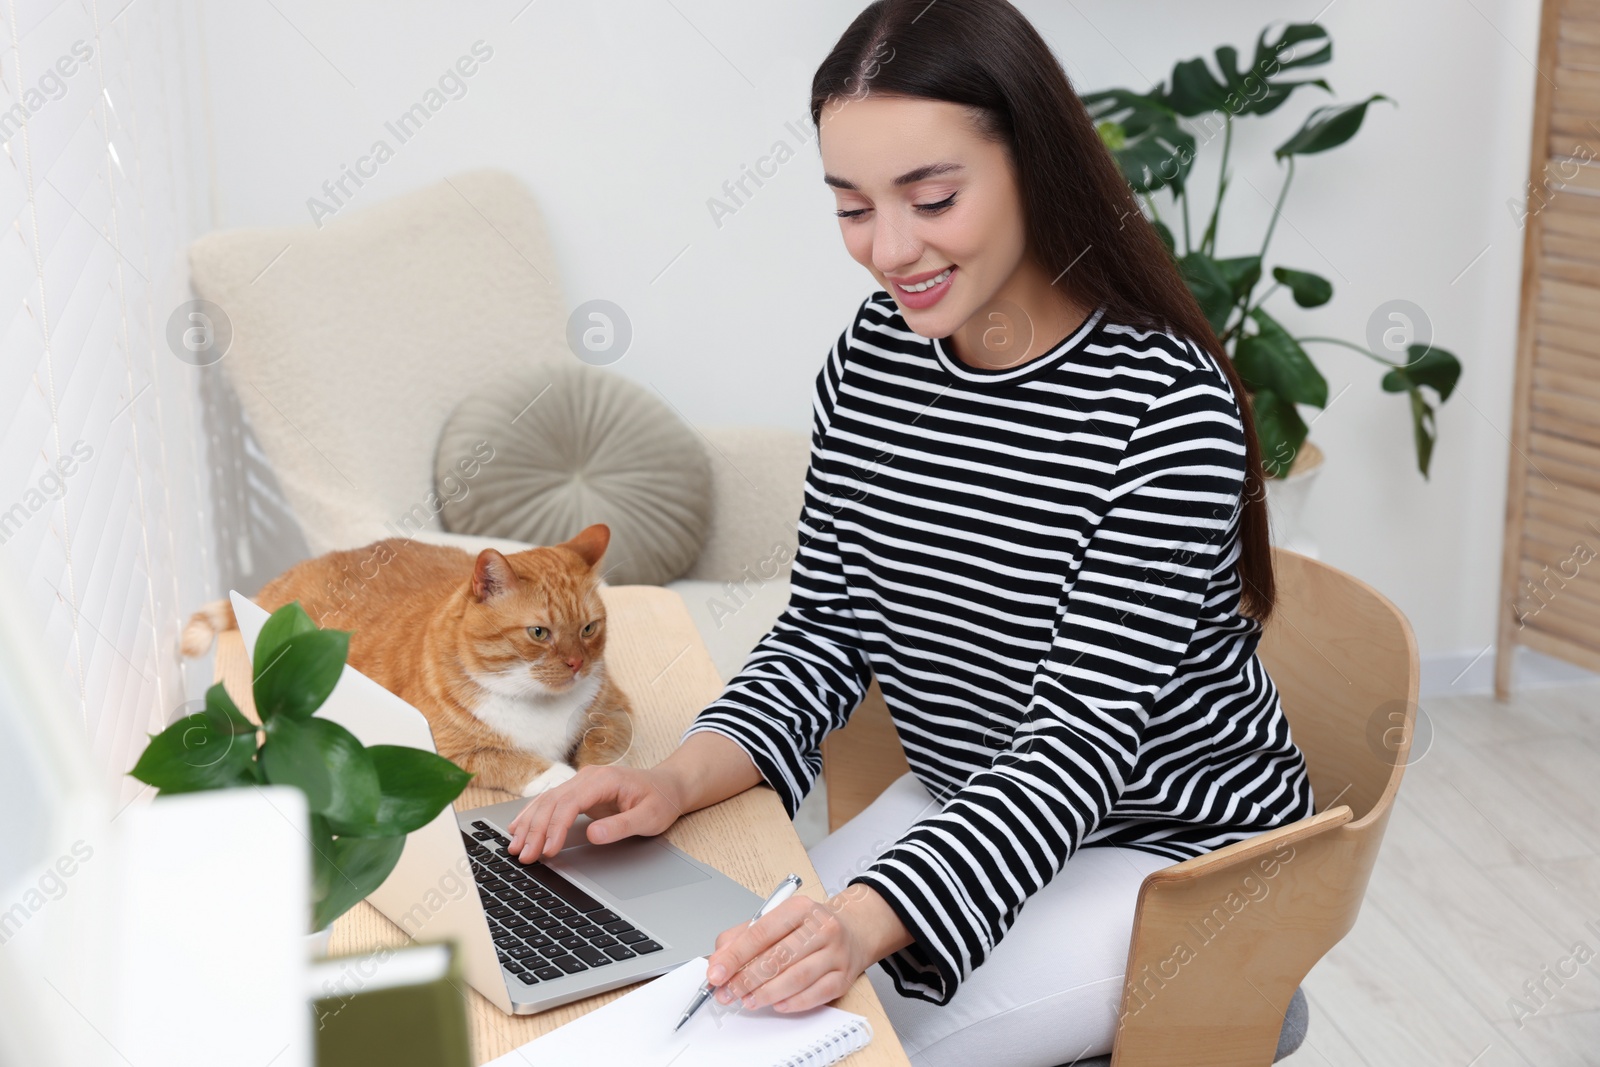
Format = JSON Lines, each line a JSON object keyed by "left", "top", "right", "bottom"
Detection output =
{"left": 680, "top": 289, "right": 1318, "bottom": 1006}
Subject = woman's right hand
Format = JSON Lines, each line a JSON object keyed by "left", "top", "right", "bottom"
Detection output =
{"left": 506, "top": 764, "right": 686, "bottom": 863}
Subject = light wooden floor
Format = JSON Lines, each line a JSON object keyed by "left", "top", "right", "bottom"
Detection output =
{"left": 1279, "top": 679, "right": 1600, "bottom": 1066}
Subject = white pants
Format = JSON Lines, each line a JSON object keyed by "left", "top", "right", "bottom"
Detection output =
{"left": 807, "top": 771, "right": 1174, "bottom": 1067}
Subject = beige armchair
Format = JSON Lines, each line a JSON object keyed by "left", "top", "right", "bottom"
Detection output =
{"left": 187, "top": 169, "right": 807, "bottom": 683}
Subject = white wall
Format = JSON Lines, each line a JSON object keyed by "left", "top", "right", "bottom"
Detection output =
{"left": 197, "top": 0, "right": 1549, "bottom": 679}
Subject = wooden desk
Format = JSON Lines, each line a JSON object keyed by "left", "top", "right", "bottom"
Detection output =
{"left": 217, "top": 584, "right": 911, "bottom": 1066}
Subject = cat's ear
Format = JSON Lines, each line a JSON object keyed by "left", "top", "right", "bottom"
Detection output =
{"left": 470, "top": 549, "right": 518, "bottom": 602}
{"left": 558, "top": 524, "right": 610, "bottom": 570}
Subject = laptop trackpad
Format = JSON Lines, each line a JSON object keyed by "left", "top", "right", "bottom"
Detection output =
{"left": 558, "top": 837, "right": 710, "bottom": 900}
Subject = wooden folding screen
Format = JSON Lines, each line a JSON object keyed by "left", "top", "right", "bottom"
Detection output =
{"left": 1496, "top": 0, "right": 1600, "bottom": 696}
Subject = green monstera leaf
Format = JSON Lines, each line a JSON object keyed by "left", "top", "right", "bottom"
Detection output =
{"left": 1156, "top": 22, "right": 1334, "bottom": 119}
{"left": 1179, "top": 252, "right": 1236, "bottom": 334}
{"left": 1085, "top": 87, "right": 1197, "bottom": 195}
{"left": 1272, "top": 267, "right": 1333, "bottom": 308}
{"left": 1085, "top": 21, "right": 1459, "bottom": 482}
{"left": 1249, "top": 388, "right": 1311, "bottom": 479}
{"left": 1235, "top": 308, "right": 1328, "bottom": 408}
{"left": 1381, "top": 344, "right": 1463, "bottom": 478}
{"left": 1276, "top": 94, "right": 1393, "bottom": 158}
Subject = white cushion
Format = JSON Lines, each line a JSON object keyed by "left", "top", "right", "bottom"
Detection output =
{"left": 188, "top": 169, "right": 569, "bottom": 555}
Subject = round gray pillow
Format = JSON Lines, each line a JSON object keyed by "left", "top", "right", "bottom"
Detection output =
{"left": 434, "top": 361, "right": 712, "bottom": 586}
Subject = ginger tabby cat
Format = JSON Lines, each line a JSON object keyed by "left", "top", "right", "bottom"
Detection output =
{"left": 181, "top": 524, "right": 634, "bottom": 797}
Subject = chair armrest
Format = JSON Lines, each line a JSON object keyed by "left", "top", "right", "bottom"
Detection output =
{"left": 1111, "top": 805, "right": 1359, "bottom": 1067}
{"left": 1138, "top": 804, "right": 1353, "bottom": 885}
{"left": 683, "top": 425, "right": 808, "bottom": 584}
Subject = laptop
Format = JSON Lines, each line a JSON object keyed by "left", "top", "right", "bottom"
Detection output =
{"left": 229, "top": 590, "right": 764, "bottom": 1016}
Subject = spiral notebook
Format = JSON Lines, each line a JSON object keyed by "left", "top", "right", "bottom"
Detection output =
{"left": 483, "top": 955, "right": 874, "bottom": 1067}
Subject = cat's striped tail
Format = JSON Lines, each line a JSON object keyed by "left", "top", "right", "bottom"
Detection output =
{"left": 180, "top": 599, "right": 238, "bottom": 657}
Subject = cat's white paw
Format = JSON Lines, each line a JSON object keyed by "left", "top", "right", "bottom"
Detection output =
{"left": 520, "top": 762, "right": 579, "bottom": 797}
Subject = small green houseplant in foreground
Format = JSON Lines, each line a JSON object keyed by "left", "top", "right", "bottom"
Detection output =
{"left": 131, "top": 602, "right": 472, "bottom": 932}
{"left": 1084, "top": 21, "right": 1462, "bottom": 477}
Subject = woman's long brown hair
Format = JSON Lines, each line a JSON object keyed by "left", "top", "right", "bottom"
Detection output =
{"left": 810, "top": 0, "right": 1277, "bottom": 623}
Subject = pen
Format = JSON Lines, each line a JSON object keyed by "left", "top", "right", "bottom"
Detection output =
{"left": 673, "top": 872, "right": 803, "bottom": 1032}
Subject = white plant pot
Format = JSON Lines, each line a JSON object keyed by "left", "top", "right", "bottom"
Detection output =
{"left": 1264, "top": 439, "right": 1324, "bottom": 559}
{"left": 307, "top": 925, "right": 333, "bottom": 959}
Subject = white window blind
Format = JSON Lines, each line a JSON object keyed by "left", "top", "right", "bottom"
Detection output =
{"left": 0, "top": 0, "right": 214, "bottom": 808}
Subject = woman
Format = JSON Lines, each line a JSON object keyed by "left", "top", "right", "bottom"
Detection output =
{"left": 508, "top": 1, "right": 1317, "bottom": 1062}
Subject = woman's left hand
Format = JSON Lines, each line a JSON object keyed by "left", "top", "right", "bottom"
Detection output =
{"left": 702, "top": 883, "right": 912, "bottom": 1014}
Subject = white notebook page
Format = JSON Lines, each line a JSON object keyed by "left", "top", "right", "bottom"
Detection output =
{"left": 484, "top": 956, "right": 874, "bottom": 1067}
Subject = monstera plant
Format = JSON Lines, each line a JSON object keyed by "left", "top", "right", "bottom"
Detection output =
{"left": 130, "top": 602, "right": 472, "bottom": 933}
{"left": 1084, "top": 21, "right": 1461, "bottom": 477}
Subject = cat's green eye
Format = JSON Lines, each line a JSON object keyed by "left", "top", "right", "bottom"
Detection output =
{"left": 581, "top": 621, "right": 598, "bottom": 638}
{"left": 527, "top": 626, "right": 549, "bottom": 641}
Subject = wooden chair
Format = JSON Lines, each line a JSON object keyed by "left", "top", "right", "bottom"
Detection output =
{"left": 820, "top": 547, "right": 1420, "bottom": 1067}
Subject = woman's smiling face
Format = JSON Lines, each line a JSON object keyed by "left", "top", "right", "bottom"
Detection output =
{"left": 818, "top": 92, "right": 1032, "bottom": 342}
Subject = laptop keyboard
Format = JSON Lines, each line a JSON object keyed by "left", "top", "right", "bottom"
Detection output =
{"left": 463, "top": 820, "right": 664, "bottom": 987}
